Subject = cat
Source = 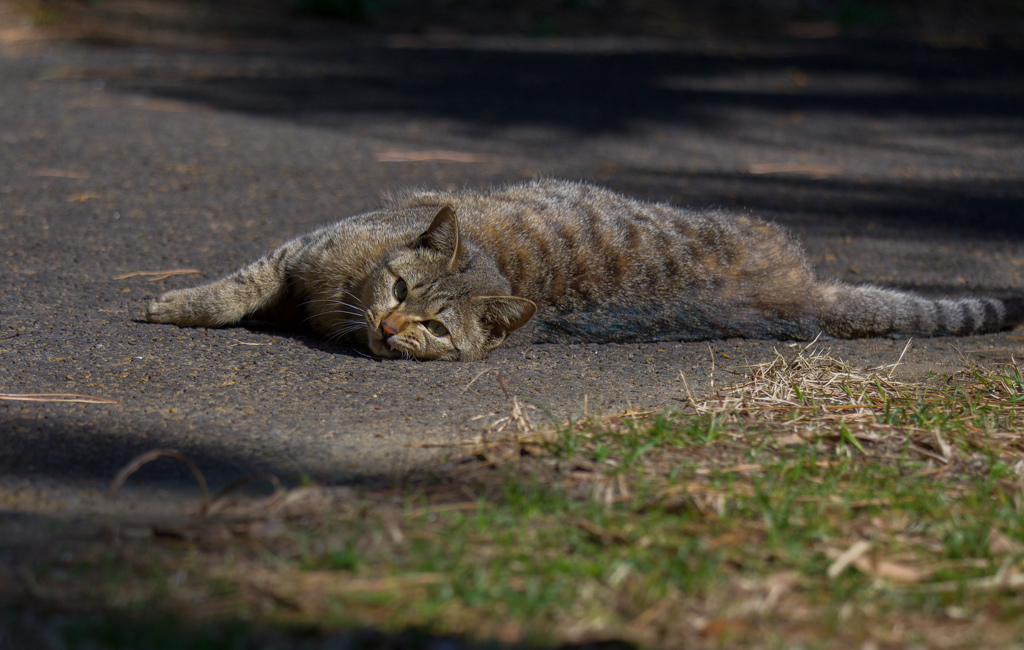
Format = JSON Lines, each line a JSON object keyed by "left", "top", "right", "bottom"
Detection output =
{"left": 145, "top": 179, "right": 1023, "bottom": 360}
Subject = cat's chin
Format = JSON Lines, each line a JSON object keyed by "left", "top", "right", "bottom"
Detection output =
{"left": 368, "top": 334, "right": 456, "bottom": 361}
{"left": 367, "top": 336, "right": 403, "bottom": 359}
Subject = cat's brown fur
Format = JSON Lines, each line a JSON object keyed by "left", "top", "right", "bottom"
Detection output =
{"left": 145, "top": 179, "right": 1024, "bottom": 360}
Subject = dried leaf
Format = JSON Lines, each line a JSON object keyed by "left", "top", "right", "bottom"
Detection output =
{"left": 376, "top": 150, "right": 493, "bottom": 163}
{"left": 699, "top": 617, "right": 750, "bottom": 640}
{"left": 853, "top": 557, "right": 925, "bottom": 583}
{"left": 827, "top": 540, "right": 872, "bottom": 578}
{"left": 989, "top": 530, "right": 1024, "bottom": 555}
{"left": 577, "top": 519, "right": 630, "bottom": 545}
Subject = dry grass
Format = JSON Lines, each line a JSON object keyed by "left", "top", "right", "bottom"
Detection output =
{"left": 7, "top": 343, "right": 1024, "bottom": 648}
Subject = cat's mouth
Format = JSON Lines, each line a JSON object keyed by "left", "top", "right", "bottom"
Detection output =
{"left": 368, "top": 328, "right": 402, "bottom": 358}
{"left": 366, "top": 318, "right": 407, "bottom": 358}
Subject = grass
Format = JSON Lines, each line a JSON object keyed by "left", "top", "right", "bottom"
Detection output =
{"left": 7, "top": 343, "right": 1024, "bottom": 648}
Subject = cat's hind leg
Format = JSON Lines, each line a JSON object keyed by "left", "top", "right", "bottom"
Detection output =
{"left": 145, "top": 250, "right": 294, "bottom": 328}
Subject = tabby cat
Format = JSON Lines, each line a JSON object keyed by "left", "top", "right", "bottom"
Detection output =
{"left": 145, "top": 179, "right": 1023, "bottom": 360}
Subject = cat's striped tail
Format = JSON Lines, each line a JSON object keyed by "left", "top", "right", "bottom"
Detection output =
{"left": 816, "top": 283, "right": 1024, "bottom": 338}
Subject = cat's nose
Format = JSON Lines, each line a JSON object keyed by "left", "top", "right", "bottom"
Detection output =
{"left": 381, "top": 315, "right": 401, "bottom": 337}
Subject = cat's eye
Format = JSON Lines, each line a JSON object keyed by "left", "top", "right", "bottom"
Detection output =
{"left": 425, "top": 320, "right": 448, "bottom": 337}
{"left": 393, "top": 279, "right": 408, "bottom": 302}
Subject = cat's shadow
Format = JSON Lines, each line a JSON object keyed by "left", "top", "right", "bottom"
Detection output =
{"left": 132, "top": 317, "right": 384, "bottom": 361}
{"left": 243, "top": 319, "right": 382, "bottom": 359}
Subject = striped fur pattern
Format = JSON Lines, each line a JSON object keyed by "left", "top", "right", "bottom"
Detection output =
{"left": 145, "top": 179, "right": 1023, "bottom": 360}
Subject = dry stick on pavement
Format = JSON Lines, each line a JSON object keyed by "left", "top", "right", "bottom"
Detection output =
{"left": 28, "top": 168, "right": 89, "bottom": 178}
{"left": 208, "top": 473, "right": 285, "bottom": 514}
{"left": 109, "top": 448, "right": 211, "bottom": 517}
{"left": 461, "top": 367, "right": 497, "bottom": 394}
{"left": 496, "top": 372, "right": 533, "bottom": 437}
{"left": 114, "top": 268, "right": 201, "bottom": 280}
{"left": 375, "top": 149, "right": 494, "bottom": 163}
{"left": 0, "top": 392, "right": 118, "bottom": 404}
{"left": 748, "top": 162, "right": 844, "bottom": 177}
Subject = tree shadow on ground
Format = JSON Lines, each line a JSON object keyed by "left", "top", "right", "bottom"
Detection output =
{"left": 606, "top": 171, "right": 1024, "bottom": 242}
{"left": 87, "top": 31, "right": 1024, "bottom": 245}
{"left": 2, "top": 602, "right": 637, "bottom": 649}
{"left": 108, "top": 36, "right": 1024, "bottom": 134}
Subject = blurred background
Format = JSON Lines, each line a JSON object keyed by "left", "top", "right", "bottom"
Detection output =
{"left": 14, "top": 0, "right": 1024, "bottom": 45}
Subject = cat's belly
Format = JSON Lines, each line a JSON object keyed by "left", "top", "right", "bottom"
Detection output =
{"left": 527, "top": 302, "right": 821, "bottom": 344}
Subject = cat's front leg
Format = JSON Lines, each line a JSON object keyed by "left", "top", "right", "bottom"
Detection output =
{"left": 146, "top": 282, "right": 254, "bottom": 327}
{"left": 145, "top": 250, "right": 292, "bottom": 328}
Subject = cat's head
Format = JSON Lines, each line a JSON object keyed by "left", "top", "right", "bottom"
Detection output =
{"left": 361, "top": 205, "right": 536, "bottom": 361}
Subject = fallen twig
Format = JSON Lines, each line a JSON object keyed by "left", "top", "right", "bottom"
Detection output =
{"left": 748, "top": 162, "right": 843, "bottom": 177}
{"left": 0, "top": 392, "right": 118, "bottom": 404}
{"left": 376, "top": 149, "right": 493, "bottom": 163}
{"left": 28, "top": 168, "right": 89, "bottom": 178}
{"left": 209, "top": 473, "right": 284, "bottom": 513}
{"left": 109, "top": 449, "right": 210, "bottom": 517}
{"left": 114, "top": 269, "right": 202, "bottom": 281}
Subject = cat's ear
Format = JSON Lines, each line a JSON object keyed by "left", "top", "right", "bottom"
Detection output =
{"left": 412, "top": 205, "right": 463, "bottom": 269}
{"left": 476, "top": 296, "right": 537, "bottom": 349}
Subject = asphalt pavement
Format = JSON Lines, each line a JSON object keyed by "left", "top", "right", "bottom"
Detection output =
{"left": 1, "top": 8, "right": 1023, "bottom": 512}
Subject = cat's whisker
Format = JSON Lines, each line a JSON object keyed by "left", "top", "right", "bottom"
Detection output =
{"left": 327, "top": 324, "right": 366, "bottom": 340}
{"left": 302, "top": 304, "right": 368, "bottom": 322}
{"left": 341, "top": 289, "right": 365, "bottom": 307}
{"left": 301, "top": 315, "right": 362, "bottom": 329}
{"left": 301, "top": 311, "right": 354, "bottom": 327}
{"left": 320, "top": 317, "right": 361, "bottom": 335}
{"left": 303, "top": 296, "right": 365, "bottom": 309}
{"left": 306, "top": 295, "right": 367, "bottom": 316}
{"left": 299, "top": 296, "right": 364, "bottom": 325}
{"left": 320, "top": 298, "right": 365, "bottom": 309}
{"left": 311, "top": 308, "right": 367, "bottom": 320}
{"left": 304, "top": 298, "right": 366, "bottom": 313}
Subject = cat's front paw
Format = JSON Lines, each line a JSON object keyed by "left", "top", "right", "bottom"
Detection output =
{"left": 146, "top": 289, "right": 216, "bottom": 327}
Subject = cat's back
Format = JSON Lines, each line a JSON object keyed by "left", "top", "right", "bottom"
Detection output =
{"left": 389, "top": 179, "right": 802, "bottom": 303}
{"left": 391, "top": 179, "right": 654, "bottom": 232}
{"left": 389, "top": 178, "right": 702, "bottom": 277}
